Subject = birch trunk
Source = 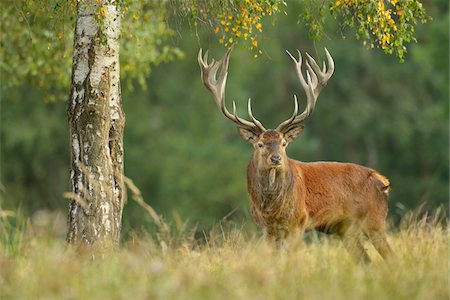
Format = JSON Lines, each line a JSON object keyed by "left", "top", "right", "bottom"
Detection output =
{"left": 66, "top": 1, "right": 124, "bottom": 247}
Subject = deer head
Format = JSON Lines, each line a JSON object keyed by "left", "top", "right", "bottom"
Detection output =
{"left": 198, "top": 48, "right": 334, "bottom": 170}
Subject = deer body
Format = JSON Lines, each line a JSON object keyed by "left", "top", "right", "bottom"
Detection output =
{"left": 300, "top": 161, "right": 390, "bottom": 231}
{"left": 198, "top": 48, "right": 393, "bottom": 263}
{"left": 249, "top": 157, "right": 390, "bottom": 238}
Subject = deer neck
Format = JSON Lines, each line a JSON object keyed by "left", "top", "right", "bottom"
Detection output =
{"left": 248, "top": 157, "right": 293, "bottom": 207}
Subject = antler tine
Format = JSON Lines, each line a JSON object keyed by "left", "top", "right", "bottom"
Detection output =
{"left": 286, "top": 50, "right": 307, "bottom": 94}
{"left": 198, "top": 48, "right": 265, "bottom": 133}
{"left": 324, "top": 48, "right": 335, "bottom": 77}
{"left": 305, "top": 60, "right": 318, "bottom": 88}
{"left": 276, "top": 48, "right": 334, "bottom": 133}
{"left": 228, "top": 100, "right": 266, "bottom": 132}
{"left": 275, "top": 95, "right": 299, "bottom": 131}
{"left": 305, "top": 50, "right": 334, "bottom": 94}
{"left": 247, "top": 98, "right": 266, "bottom": 132}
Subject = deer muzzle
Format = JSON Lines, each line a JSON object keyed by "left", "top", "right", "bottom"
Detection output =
{"left": 270, "top": 154, "right": 282, "bottom": 166}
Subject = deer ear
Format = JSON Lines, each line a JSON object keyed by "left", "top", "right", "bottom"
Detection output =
{"left": 284, "top": 125, "right": 304, "bottom": 142}
{"left": 237, "top": 127, "right": 259, "bottom": 143}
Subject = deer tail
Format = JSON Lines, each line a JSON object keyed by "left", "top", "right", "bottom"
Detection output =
{"left": 371, "top": 171, "right": 391, "bottom": 197}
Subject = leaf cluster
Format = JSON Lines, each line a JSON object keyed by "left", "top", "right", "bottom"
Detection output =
{"left": 177, "top": 0, "right": 287, "bottom": 58}
{"left": 1, "top": 0, "right": 75, "bottom": 102}
{"left": 284, "top": 0, "right": 430, "bottom": 61}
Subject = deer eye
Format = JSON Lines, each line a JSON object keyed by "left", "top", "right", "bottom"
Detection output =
{"left": 257, "top": 142, "right": 264, "bottom": 148}
{"left": 282, "top": 142, "right": 287, "bottom": 147}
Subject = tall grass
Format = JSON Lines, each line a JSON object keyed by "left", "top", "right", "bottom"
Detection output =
{"left": 0, "top": 207, "right": 448, "bottom": 300}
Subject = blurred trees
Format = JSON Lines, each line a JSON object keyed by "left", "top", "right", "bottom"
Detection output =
{"left": 123, "top": 0, "right": 448, "bottom": 229}
{"left": 1, "top": 0, "right": 447, "bottom": 233}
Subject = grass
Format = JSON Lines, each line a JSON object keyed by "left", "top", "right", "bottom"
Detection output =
{"left": 0, "top": 210, "right": 448, "bottom": 300}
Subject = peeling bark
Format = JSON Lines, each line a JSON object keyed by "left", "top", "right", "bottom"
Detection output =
{"left": 67, "top": 1, "right": 124, "bottom": 248}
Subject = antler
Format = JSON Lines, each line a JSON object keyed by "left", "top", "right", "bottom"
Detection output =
{"left": 276, "top": 48, "right": 334, "bottom": 133}
{"left": 198, "top": 48, "right": 266, "bottom": 133}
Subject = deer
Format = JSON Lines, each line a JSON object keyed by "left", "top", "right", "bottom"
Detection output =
{"left": 198, "top": 47, "right": 393, "bottom": 263}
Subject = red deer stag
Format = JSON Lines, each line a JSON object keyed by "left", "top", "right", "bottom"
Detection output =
{"left": 198, "top": 48, "right": 393, "bottom": 263}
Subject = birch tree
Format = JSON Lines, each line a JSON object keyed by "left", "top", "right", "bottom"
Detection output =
{"left": 66, "top": 1, "right": 124, "bottom": 246}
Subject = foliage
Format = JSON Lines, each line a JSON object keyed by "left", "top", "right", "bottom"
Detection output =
{"left": 183, "top": 0, "right": 287, "bottom": 58}
{"left": 1, "top": 0, "right": 74, "bottom": 102}
{"left": 183, "top": 0, "right": 428, "bottom": 60}
{"left": 0, "top": 210, "right": 448, "bottom": 299}
{"left": 1, "top": 0, "right": 430, "bottom": 101}
{"left": 1, "top": 0, "right": 282, "bottom": 98}
{"left": 300, "top": 0, "right": 429, "bottom": 60}
{"left": 119, "top": 0, "right": 184, "bottom": 90}
{"left": 0, "top": 0, "right": 180, "bottom": 101}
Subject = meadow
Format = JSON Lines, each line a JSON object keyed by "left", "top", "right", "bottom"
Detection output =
{"left": 0, "top": 208, "right": 448, "bottom": 300}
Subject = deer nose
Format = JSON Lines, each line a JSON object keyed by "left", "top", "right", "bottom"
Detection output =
{"left": 270, "top": 155, "right": 282, "bottom": 164}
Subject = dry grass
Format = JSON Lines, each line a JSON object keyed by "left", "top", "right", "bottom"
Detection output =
{"left": 0, "top": 209, "right": 448, "bottom": 300}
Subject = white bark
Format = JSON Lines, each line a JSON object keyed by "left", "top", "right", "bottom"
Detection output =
{"left": 67, "top": 0, "right": 124, "bottom": 247}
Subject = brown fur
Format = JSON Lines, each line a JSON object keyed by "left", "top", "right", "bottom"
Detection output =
{"left": 246, "top": 131, "right": 392, "bottom": 263}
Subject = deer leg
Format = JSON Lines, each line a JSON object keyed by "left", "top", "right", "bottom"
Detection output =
{"left": 338, "top": 221, "right": 371, "bottom": 264}
{"left": 342, "top": 235, "right": 371, "bottom": 264}
{"left": 367, "top": 230, "right": 393, "bottom": 261}
{"left": 265, "top": 225, "right": 289, "bottom": 248}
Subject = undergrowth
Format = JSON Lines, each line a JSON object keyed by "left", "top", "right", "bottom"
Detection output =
{"left": 0, "top": 207, "right": 448, "bottom": 300}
